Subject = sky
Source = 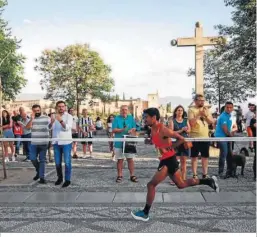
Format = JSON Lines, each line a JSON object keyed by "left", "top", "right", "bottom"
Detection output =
{"left": 4, "top": 0, "right": 233, "bottom": 100}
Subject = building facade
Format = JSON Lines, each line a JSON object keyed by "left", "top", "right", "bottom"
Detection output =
{"left": 4, "top": 92, "right": 168, "bottom": 118}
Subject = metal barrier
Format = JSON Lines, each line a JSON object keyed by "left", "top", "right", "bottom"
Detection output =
{"left": 0, "top": 137, "right": 255, "bottom": 142}
{"left": 0, "top": 136, "right": 255, "bottom": 179}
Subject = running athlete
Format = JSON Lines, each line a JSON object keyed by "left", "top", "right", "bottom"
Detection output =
{"left": 131, "top": 108, "right": 219, "bottom": 222}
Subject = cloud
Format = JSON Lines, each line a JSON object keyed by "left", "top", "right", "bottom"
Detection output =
{"left": 13, "top": 19, "right": 196, "bottom": 100}
{"left": 23, "top": 19, "right": 32, "bottom": 24}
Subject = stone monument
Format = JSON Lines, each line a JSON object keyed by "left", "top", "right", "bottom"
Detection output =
{"left": 171, "top": 22, "right": 224, "bottom": 107}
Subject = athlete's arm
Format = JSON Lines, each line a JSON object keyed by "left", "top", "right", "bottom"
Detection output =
{"left": 162, "top": 127, "right": 185, "bottom": 148}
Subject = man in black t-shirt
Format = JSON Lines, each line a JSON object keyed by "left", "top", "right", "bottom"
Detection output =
{"left": 250, "top": 111, "right": 256, "bottom": 181}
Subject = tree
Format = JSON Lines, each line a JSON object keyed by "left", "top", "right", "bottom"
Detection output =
{"left": 35, "top": 44, "right": 114, "bottom": 114}
{"left": 115, "top": 94, "right": 120, "bottom": 101}
{"left": 0, "top": 0, "right": 26, "bottom": 101}
{"left": 188, "top": 49, "right": 254, "bottom": 109}
{"left": 166, "top": 102, "right": 172, "bottom": 113}
{"left": 214, "top": 0, "right": 256, "bottom": 94}
{"left": 99, "top": 93, "right": 113, "bottom": 115}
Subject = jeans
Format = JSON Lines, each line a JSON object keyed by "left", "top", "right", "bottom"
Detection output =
{"left": 53, "top": 143, "right": 72, "bottom": 181}
{"left": 30, "top": 144, "right": 48, "bottom": 179}
{"left": 226, "top": 142, "right": 234, "bottom": 175}
{"left": 22, "top": 133, "right": 31, "bottom": 160}
{"left": 14, "top": 134, "right": 21, "bottom": 154}
{"left": 218, "top": 141, "right": 228, "bottom": 174}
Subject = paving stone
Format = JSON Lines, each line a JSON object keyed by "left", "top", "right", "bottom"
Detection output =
{"left": 163, "top": 192, "right": 205, "bottom": 203}
{"left": 0, "top": 192, "right": 33, "bottom": 203}
{"left": 252, "top": 190, "right": 256, "bottom": 195}
{"left": 202, "top": 191, "right": 256, "bottom": 203}
{"left": 76, "top": 192, "right": 115, "bottom": 203}
{"left": 24, "top": 192, "right": 80, "bottom": 203}
{"left": 113, "top": 192, "right": 163, "bottom": 203}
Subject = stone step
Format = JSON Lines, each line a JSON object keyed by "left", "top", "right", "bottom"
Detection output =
{"left": 0, "top": 191, "right": 255, "bottom": 204}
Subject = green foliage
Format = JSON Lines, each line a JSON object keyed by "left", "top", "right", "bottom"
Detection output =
{"left": 166, "top": 102, "right": 172, "bottom": 113}
{"left": 0, "top": 0, "right": 26, "bottom": 101}
{"left": 188, "top": 49, "right": 254, "bottom": 105}
{"left": 35, "top": 44, "right": 114, "bottom": 114}
{"left": 188, "top": 0, "right": 256, "bottom": 104}
{"left": 214, "top": 0, "right": 256, "bottom": 93}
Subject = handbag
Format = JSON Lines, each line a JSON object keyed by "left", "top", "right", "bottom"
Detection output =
{"left": 123, "top": 135, "right": 137, "bottom": 154}
{"left": 184, "top": 141, "right": 193, "bottom": 149}
{"left": 173, "top": 119, "right": 193, "bottom": 150}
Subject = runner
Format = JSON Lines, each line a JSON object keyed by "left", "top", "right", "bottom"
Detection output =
{"left": 131, "top": 108, "right": 219, "bottom": 222}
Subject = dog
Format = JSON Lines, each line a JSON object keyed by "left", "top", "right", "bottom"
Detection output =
{"left": 231, "top": 154, "right": 246, "bottom": 177}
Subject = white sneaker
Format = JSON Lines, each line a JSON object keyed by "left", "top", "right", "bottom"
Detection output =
{"left": 11, "top": 156, "right": 17, "bottom": 162}
{"left": 4, "top": 157, "right": 9, "bottom": 163}
{"left": 83, "top": 154, "right": 87, "bottom": 159}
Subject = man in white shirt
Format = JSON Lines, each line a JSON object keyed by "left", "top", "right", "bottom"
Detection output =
{"left": 49, "top": 101, "right": 73, "bottom": 188}
{"left": 68, "top": 108, "right": 79, "bottom": 159}
{"left": 245, "top": 103, "right": 255, "bottom": 151}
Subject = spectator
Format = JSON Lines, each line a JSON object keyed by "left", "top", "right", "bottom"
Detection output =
{"left": 250, "top": 111, "right": 256, "bottom": 181}
{"left": 79, "top": 109, "right": 95, "bottom": 158}
{"left": 50, "top": 101, "right": 73, "bottom": 188}
{"left": 169, "top": 105, "right": 191, "bottom": 181}
{"left": 212, "top": 108, "right": 219, "bottom": 119}
{"left": 47, "top": 110, "right": 55, "bottom": 163}
{"left": 135, "top": 117, "right": 141, "bottom": 133}
{"left": 245, "top": 103, "right": 255, "bottom": 152}
{"left": 236, "top": 105, "right": 243, "bottom": 133}
{"left": 18, "top": 111, "right": 31, "bottom": 162}
{"left": 68, "top": 108, "right": 79, "bottom": 159}
{"left": 95, "top": 117, "right": 103, "bottom": 130}
{"left": 112, "top": 105, "right": 138, "bottom": 183}
{"left": 1, "top": 110, "right": 15, "bottom": 162}
{"left": 107, "top": 114, "right": 115, "bottom": 160}
{"left": 214, "top": 102, "right": 235, "bottom": 177}
{"left": 26, "top": 105, "right": 50, "bottom": 183}
{"left": 12, "top": 108, "right": 24, "bottom": 157}
{"left": 188, "top": 94, "right": 214, "bottom": 179}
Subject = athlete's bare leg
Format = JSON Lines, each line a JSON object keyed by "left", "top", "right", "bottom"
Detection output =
{"left": 146, "top": 166, "right": 169, "bottom": 206}
{"left": 132, "top": 167, "right": 219, "bottom": 221}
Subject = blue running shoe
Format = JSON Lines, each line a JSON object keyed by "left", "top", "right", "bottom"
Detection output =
{"left": 131, "top": 210, "right": 149, "bottom": 222}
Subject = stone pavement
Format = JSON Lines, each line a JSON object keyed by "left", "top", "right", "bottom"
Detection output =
{"left": 0, "top": 141, "right": 255, "bottom": 233}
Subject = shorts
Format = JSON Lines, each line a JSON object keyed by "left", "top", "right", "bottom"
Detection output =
{"left": 191, "top": 141, "right": 210, "bottom": 158}
{"left": 115, "top": 148, "right": 135, "bottom": 160}
{"left": 81, "top": 136, "right": 93, "bottom": 145}
{"left": 158, "top": 156, "right": 179, "bottom": 176}
{"left": 3, "top": 129, "right": 14, "bottom": 139}
{"left": 72, "top": 133, "right": 78, "bottom": 139}
{"left": 176, "top": 144, "right": 189, "bottom": 156}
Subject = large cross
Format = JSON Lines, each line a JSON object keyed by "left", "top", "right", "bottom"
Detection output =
{"left": 171, "top": 22, "right": 222, "bottom": 95}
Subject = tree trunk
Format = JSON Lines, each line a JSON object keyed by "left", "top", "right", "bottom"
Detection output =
{"left": 217, "top": 71, "right": 221, "bottom": 112}
{"left": 76, "top": 80, "right": 80, "bottom": 117}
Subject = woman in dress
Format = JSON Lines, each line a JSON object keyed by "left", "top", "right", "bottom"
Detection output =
{"left": 168, "top": 105, "right": 191, "bottom": 181}
{"left": 107, "top": 114, "right": 115, "bottom": 160}
{"left": 1, "top": 110, "right": 15, "bottom": 162}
